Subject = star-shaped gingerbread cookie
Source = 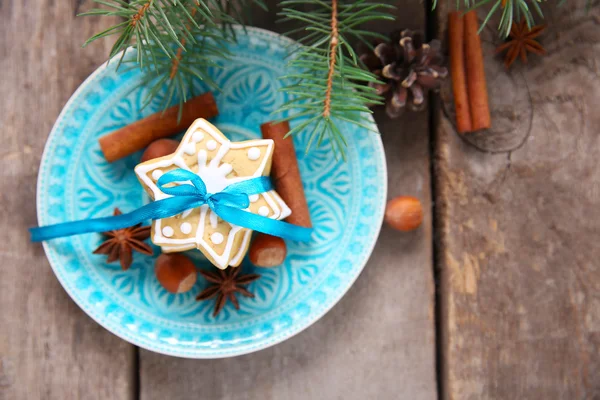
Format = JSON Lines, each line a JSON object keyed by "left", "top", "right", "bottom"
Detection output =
{"left": 134, "top": 119, "right": 291, "bottom": 269}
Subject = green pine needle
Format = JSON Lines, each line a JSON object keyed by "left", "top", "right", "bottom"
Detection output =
{"left": 434, "top": 0, "right": 595, "bottom": 37}
{"left": 82, "top": 0, "right": 263, "bottom": 119}
{"left": 275, "top": 0, "right": 393, "bottom": 157}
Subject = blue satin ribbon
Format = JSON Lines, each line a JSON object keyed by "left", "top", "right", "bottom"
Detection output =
{"left": 30, "top": 169, "right": 313, "bottom": 243}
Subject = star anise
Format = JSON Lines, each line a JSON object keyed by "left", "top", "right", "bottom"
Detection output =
{"left": 496, "top": 19, "right": 546, "bottom": 69}
{"left": 196, "top": 267, "right": 260, "bottom": 316}
{"left": 93, "top": 208, "right": 153, "bottom": 270}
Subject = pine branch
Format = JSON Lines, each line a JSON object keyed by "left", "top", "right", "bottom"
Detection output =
{"left": 129, "top": 25, "right": 228, "bottom": 117}
{"left": 462, "top": 0, "right": 545, "bottom": 37}
{"left": 82, "top": 0, "right": 264, "bottom": 118}
{"left": 169, "top": 6, "right": 199, "bottom": 80}
{"left": 323, "top": 0, "right": 339, "bottom": 118}
{"left": 81, "top": 0, "right": 203, "bottom": 68}
{"left": 276, "top": 0, "right": 394, "bottom": 157}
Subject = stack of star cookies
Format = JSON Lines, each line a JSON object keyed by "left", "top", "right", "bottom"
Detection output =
{"left": 135, "top": 119, "right": 291, "bottom": 270}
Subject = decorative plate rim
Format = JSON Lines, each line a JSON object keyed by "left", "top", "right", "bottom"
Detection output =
{"left": 36, "top": 26, "right": 387, "bottom": 358}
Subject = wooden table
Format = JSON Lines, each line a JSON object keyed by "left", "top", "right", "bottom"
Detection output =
{"left": 0, "top": 1, "right": 597, "bottom": 399}
{"left": 434, "top": 1, "right": 600, "bottom": 398}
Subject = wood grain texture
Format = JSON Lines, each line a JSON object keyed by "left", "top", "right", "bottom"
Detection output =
{"left": 0, "top": 1, "right": 134, "bottom": 399}
{"left": 139, "top": 2, "right": 437, "bottom": 400}
{"left": 435, "top": 2, "right": 600, "bottom": 398}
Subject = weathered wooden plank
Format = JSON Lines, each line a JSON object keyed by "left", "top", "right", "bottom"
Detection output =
{"left": 0, "top": 1, "right": 134, "bottom": 399}
{"left": 435, "top": 2, "right": 600, "bottom": 398}
{"left": 139, "top": 2, "right": 437, "bottom": 400}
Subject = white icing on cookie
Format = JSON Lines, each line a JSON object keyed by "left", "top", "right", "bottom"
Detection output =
{"left": 197, "top": 150, "right": 208, "bottom": 166}
{"left": 184, "top": 143, "right": 196, "bottom": 155}
{"left": 197, "top": 151, "right": 233, "bottom": 194}
{"left": 162, "top": 226, "right": 174, "bottom": 237}
{"left": 180, "top": 222, "right": 192, "bottom": 234}
{"left": 206, "top": 140, "right": 217, "bottom": 151}
{"left": 249, "top": 194, "right": 259, "bottom": 203}
{"left": 209, "top": 210, "right": 218, "bottom": 229}
{"left": 229, "top": 230, "right": 252, "bottom": 266}
{"left": 247, "top": 147, "right": 261, "bottom": 160}
{"left": 219, "top": 163, "right": 233, "bottom": 176}
{"left": 263, "top": 190, "right": 290, "bottom": 220}
{"left": 258, "top": 206, "right": 270, "bottom": 216}
{"left": 210, "top": 232, "right": 224, "bottom": 244}
{"left": 134, "top": 119, "right": 291, "bottom": 270}
{"left": 152, "top": 170, "right": 163, "bottom": 181}
{"left": 192, "top": 131, "right": 204, "bottom": 142}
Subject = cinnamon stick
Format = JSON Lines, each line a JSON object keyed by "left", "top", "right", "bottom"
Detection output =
{"left": 99, "top": 92, "right": 218, "bottom": 162}
{"left": 448, "top": 12, "right": 473, "bottom": 133}
{"left": 250, "top": 121, "right": 311, "bottom": 267}
{"left": 464, "top": 11, "right": 491, "bottom": 131}
{"left": 260, "top": 120, "right": 312, "bottom": 228}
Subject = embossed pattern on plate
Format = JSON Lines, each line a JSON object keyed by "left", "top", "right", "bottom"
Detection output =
{"left": 37, "top": 27, "right": 387, "bottom": 358}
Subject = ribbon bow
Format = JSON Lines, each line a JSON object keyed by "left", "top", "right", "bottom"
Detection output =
{"left": 30, "top": 169, "right": 313, "bottom": 243}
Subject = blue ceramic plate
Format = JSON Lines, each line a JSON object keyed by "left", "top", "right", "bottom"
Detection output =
{"left": 37, "top": 27, "right": 387, "bottom": 358}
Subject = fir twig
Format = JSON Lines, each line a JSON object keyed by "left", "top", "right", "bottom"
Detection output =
{"left": 81, "top": 0, "right": 263, "bottom": 119}
{"left": 129, "top": 25, "right": 227, "bottom": 117}
{"left": 169, "top": 7, "right": 198, "bottom": 80}
{"left": 323, "top": 0, "right": 339, "bottom": 118}
{"left": 276, "top": 0, "right": 394, "bottom": 157}
{"left": 468, "top": 0, "right": 545, "bottom": 37}
{"left": 81, "top": 0, "right": 195, "bottom": 68}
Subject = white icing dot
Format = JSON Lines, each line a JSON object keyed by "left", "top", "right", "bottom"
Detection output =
{"left": 206, "top": 140, "right": 217, "bottom": 151}
{"left": 162, "top": 226, "right": 174, "bottom": 237}
{"left": 210, "top": 232, "right": 224, "bottom": 245}
{"left": 258, "top": 206, "right": 270, "bottom": 216}
{"left": 249, "top": 194, "right": 259, "bottom": 203}
{"left": 184, "top": 143, "right": 196, "bottom": 155}
{"left": 152, "top": 170, "right": 163, "bottom": 181}
{"left": 180, "top": 222, "right": 192, "bottom": 234}
{"left": 247, "top": 147, "right": 261, "bottom": 161}
{"left": 192, "top": 131, "right": 204, "bottom": 142}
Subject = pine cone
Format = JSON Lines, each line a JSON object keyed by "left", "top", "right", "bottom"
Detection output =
{"left": 360, "top": 30, "right": 448, "bottom": 118}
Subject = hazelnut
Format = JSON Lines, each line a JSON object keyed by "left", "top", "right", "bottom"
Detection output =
{"left": 140, "top": 139, "right": 180, "bottom": 162}
{"left": 155, "top": 253, "right": 197, "bottom": 293}
{"left": 249, "top": 234, "right": 287, "bottom": 267}
{"left": 384, "top": 196, "right": 423, "bottom": 231}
